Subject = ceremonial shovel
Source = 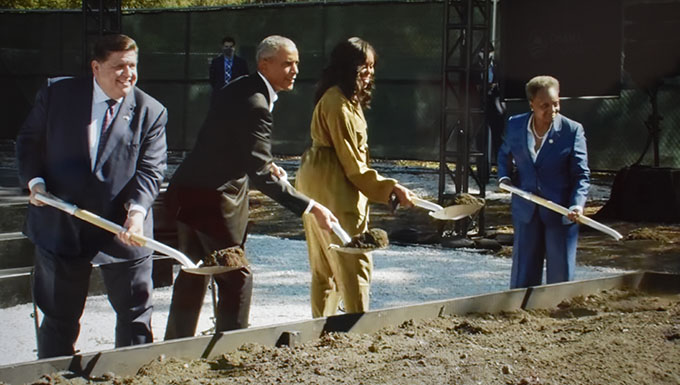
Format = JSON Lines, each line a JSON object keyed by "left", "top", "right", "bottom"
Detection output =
{"left": 328, "top": 223, "right": 360, "bottom": 253}
{"left": 275, "top": 174, "right": 385, "bottom": 254}
{"left": 327, "top": 222, "right": 388, "bottom": 254}
{"left": 499, "top": 183, "right": 623, "bottom": 241}
{"left": 411, "top": 197, "right": 483, "bottom": 221}
{"left": 34, "top": 193, "right": 240, "bottom": 275}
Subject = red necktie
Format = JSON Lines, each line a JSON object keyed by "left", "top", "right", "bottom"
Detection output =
{"left": 102, "top": 99, "right": 117, "bottom": 134}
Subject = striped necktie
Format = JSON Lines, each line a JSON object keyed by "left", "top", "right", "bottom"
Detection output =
{"left": 225, "top": 57, "right": 233, "bottom": 84}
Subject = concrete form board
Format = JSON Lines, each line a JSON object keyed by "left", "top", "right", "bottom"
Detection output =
{"left": 0, "top": 257, "right": 175, "bottom": 308}
{"left": 0, "top": 271, "right": 677, "bottom": 385}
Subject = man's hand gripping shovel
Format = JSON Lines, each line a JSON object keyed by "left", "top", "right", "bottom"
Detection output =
{"left": 34, "top": 193, "right": 240, "bottom": 275}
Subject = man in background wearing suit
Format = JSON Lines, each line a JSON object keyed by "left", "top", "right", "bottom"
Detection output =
{"left": 164, "top": 35, "right": 339, "bottom": 339}
{"left": 16, "top": 34, "right": 168, "bottom": 358}
{"left": 497, "top": 75, "right": 590, "bottom": 289}
{"left": 209, "top": 36, "right": 249, "bottom": 94}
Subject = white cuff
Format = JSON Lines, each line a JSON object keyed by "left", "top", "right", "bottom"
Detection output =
{"left": 303, "top": 199, "right": 315, "bottom": 215}
{"left": 28, "top": 177, "right": 45, "bottom": 191}
{"left": 128, "top": 204, "right": 147, "bottom": 218}
{"left": 568, "top": 205, "right": 583, "bottom": 214}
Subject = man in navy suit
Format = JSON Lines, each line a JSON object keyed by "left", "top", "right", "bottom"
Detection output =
{"left": 16, "top": 34, "right": 167, "bottom": 358}
{"left": 164, "top": 35, "right": 339, "bottom": 339}
{"left": 209, "top": 36, "right": 249, "bottom": 93}
{"left": 497, "top": 75, "right": 590, "bottom": 289}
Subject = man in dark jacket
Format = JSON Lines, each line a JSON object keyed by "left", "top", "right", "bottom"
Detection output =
{"left": 16, "top": 34, "right": 167, "bottom": 358}
{"left": 209, "top": 36, "right": 249, "bottom": 92}
{"left": 164, "top": 35, "right": 338, "bottom": 339}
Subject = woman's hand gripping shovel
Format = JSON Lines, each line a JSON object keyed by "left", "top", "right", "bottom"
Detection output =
{"left": 273, "top": 171, "right": 387, "bottom": 254}
{"left": 499, "top": 182, "right": 623, "bottom": 241}
{"left": 34, "top": 193, "right": 241, "bottom": 275}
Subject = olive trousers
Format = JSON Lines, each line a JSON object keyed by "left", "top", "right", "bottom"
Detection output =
{"left": 302, "top": 213, "right": 372, "bottom": 318}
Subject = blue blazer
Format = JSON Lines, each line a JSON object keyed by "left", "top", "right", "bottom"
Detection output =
{"left": 16, "top": 76, "right": 168, "bottom": 260}
{"left": 497, "top": 112, "right": 590, "bottom": 226}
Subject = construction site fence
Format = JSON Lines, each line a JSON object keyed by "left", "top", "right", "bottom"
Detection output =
{"left": 1, "top": 1, "right": 679, "bottom": 171}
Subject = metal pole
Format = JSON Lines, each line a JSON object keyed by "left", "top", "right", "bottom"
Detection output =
{"left": 651, "top": 88, "right": 660, "bottom": 167}
{"left": 491, "top": 0, "right": 498, "bottom": 48}
{"left": 460, "top": 0, "right": 473, "bottom": 194}
{"left": 29, "top": 269, "right": 40, "bottom": 354}
{"left": 438, "top": 0, "right": 450, "bottom": 204}
{"left": 210, "top": 276, "right": 218, "bottom": 328}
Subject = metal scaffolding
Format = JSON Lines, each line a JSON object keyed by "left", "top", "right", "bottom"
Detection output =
{"left": 438, "top": 0, "right": 492, "bottom": 235}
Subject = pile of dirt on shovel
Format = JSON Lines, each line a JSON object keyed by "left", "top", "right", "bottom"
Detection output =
{"left": 447, "top": 192, "right": 485, "bottom": 207}
{"left": 202, "top": 246, "right": 249, "bottom": 268}
{"left": 344, "top": 228, "right": 389, "bottom": 249}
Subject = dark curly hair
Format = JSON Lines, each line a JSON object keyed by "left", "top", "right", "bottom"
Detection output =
{"left": 314, "top": 37, "right": 376, "bottom": 109}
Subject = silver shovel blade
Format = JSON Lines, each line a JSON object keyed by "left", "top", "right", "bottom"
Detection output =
{"left": 328, "top": 244, "right": 385, "bottom": 254}
{"left": 429, "top": 204, "right": 482, "bottom": 221}
{"left": 412, "top": 197, "right": 445, "bottom": 212}
{"left": 181, "top": 265, "right": 248, "bottom": 276}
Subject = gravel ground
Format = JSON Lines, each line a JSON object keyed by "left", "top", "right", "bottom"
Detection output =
{"left": 4, "top": 159, "right": 680, "bottom": 384}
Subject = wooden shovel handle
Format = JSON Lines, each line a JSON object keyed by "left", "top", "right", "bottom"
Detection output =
{"left": 500, "top": 183, "right": 623, "bottom": 241}
{"left": 35, "top": 193, "right": 198, "bottom": 268}
{"left": 73, "top": 209, "right": 146, "bottom": 245}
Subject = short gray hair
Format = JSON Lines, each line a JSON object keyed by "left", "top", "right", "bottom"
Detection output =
{"left": 525, "top": 75, "right": 560, "bottom": 100}
{"left": 256, "top": 35, "right": 296, "bottom": 63}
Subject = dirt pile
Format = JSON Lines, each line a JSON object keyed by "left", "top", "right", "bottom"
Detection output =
{"left": 344, "top": 228, "right": 389, "bottom": 249}
{"left": 448, "top": 192, "right": 486, "bottom": 207}
{"left": 202, "top": 246, "right": 249, "bottom": 268}
{"left": 29, "top": 289, "right": 679, "bottom": 384}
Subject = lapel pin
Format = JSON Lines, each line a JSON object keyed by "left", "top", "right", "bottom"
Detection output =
{"left": 548, "top": 139, "right": 553, "bottom": 144}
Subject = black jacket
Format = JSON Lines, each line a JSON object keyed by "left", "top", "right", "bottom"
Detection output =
{"left": 167, "top": 74, "right": 310, "bottom": 244}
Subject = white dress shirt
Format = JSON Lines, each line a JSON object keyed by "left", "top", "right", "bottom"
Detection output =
{"left": 527, "top": 114, "right": 552, "bottom": 163}
{"left": 90, "top": 77, "right": 123, "bottom": 170}
{"left": 256, "top": 72, "right": 314, "bottom": 215}
{"left": 257, "top": 71, "right": 278, "bottom": 112}
{"left": 29, "top": 77, "right": 146, "bottom": 217}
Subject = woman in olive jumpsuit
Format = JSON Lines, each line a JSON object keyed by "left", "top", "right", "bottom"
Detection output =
{"left": 296, "top": 38, "right": 412, "bottom": 317}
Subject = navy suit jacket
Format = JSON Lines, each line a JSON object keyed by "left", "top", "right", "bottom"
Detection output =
{"left": 497, "top": 112, "right": 590, "bottom": 226}
{"left": 167, "top": 74, "right": 311, "bottom": 244}
{"left": 209, "top": 54, "right": 249, "bottom": 91}
{"left": 16, "top": 76, "right": 168, "bottom": 260}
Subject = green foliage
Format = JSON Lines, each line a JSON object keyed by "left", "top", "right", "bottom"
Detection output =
{"left": 0, "top": 0, "right": 81, "bottom": 9}
{"left": 0, "top": 0, "right": 266, "bottom": 9}
{"left": 122, "top": 0, "right": 252, "bottom": 8}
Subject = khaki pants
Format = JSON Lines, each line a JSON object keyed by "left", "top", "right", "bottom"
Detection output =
{"left": 302, "top": 213, "right": 373, "bottom": 318}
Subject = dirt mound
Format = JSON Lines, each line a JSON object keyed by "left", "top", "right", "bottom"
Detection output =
{"left": 202, "top": 246, "right": 249, "bottom": 268}
{"left": 344, "top": 228, "right": 389, "bottom": 249}
{"left": 31, "top": 289, "right": 680, "bottom": 385}
{"left": 626, "top": 227, "right": 672, "bottom": 243}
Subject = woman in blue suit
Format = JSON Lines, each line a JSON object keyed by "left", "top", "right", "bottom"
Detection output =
{"left": 497, "top": 75, "right": 590, "bottom": 289}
